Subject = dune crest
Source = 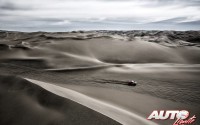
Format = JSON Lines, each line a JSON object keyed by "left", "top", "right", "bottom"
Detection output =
{"left": 0, "top": 75, "right": 121, "bottom": 125}
{"left": 26, "top": 78, "right": 158, "bottom": 125}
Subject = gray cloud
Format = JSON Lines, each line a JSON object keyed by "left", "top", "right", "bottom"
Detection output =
{"left": 0, "top": 0, "right": 32, "bottom": 10}
{"left": 0, "top": 0, "right": 200, "bottom": 31}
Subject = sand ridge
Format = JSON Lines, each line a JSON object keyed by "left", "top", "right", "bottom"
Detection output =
{"left": 26, "top": 78, "right": 158, "bottom": 125}
{"left": 0, "top": 75, "right": 121, "bottom": 125}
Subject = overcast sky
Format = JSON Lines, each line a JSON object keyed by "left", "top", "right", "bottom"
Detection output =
{"left": 0, "top": 0, "right": 200, "bottom": 31}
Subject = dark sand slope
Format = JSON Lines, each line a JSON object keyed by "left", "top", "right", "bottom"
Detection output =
{"left": 0, "top": 75, "right": 121, "bottom": 125}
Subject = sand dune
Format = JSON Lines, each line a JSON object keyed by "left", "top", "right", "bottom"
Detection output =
{"left": 26, "top": 78, "right": 158, "bottom": 125}
{"left": 1, "top": 30, "right": 200, "bottom": 69}
{"left": 0, "top": 75, "right": 121, "bottom": 125}
{"left": 62, "top": 84, "right": 200, "bottom": 125}
{"left": 0, "top": 30, "right": 200, "bottom": 125}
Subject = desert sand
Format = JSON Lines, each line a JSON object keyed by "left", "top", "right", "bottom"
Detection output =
{"left": 0, "top": 30, "right": 200, "bottom": 125}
